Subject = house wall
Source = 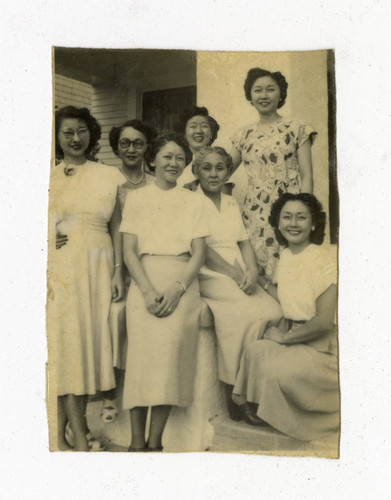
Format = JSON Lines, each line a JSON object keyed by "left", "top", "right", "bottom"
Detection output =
{"left": 54, "top": 74, "right": 92, "bottom": 110}
{"left": 196, "top": 50, "right": 333, "bottom": 246}
{"left": 90, "top": 86, "right": 129, "bottom": 167}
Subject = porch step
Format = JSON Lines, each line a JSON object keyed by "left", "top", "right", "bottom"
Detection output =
{"left": 210, "top": 414, "right": 339, "bottom": 457}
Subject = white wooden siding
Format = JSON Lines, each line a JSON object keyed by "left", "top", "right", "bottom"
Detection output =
{"left": 54, "top": 74, "right": 92, "bottom": 110}
{"left": 91, "top": 86, "right": 129, "bottom": 167}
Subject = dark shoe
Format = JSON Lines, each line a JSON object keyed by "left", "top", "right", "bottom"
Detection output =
{"left": 228, "top": 398, "right": 243, "bottom": 421}
{"left": 128, "top": 445, "right": 146, "bottom": 452}
{"left": 237, "top": 402, "right": 267, "bottom": 427}
{"left": 145, "top": 446, "right": 163, "bottom": 452}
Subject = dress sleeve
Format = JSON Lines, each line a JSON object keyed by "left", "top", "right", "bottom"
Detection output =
{"left": 119, "top": 191, "right": 143, "bottom": 235}
{"left": 230, "top": 125, "right": 247, "bottom": 152}
{"left": 313, "top": 249, "right": 337, "bottom": 299}
{"left": 297, "top": 123, "right": 317, "bottom": 148}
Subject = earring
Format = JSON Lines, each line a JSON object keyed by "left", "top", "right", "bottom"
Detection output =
{"left": 311, "top": 226, "right": 315, "bottom": 231}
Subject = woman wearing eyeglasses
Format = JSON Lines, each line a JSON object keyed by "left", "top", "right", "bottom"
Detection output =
{"left": 109, "top": 119, "right": 158, "bottom": 211}
{"left": 50, "top": 106, "right": 126, "bottom": 451}
{"left": 98, "top": 121, "right": 158, "bottom": 424}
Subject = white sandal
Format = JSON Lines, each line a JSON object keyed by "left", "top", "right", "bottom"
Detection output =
{"left": 65, "top": 422, "right": 105, "bottom": 451}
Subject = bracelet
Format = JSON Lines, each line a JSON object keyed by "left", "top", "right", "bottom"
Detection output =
{"left": 176, "top": 280, "right": 187, "bottom": 293}
{"left": 114, "top": 263, "right": 123, "bottom": 268}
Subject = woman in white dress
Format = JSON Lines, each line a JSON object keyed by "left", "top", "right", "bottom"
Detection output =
{"left": 50, "top": 106, "right": 125, "bottom": 451}
{"left": 193, "top": 146, "right": 282, "bottom": 424}
{"left": 97, "top": 120, "right": 157, "bottom": 424}
{"left": 233, "top": 193, "right": 339, "bottom": 441}
{"left": 120, "top": 133, "right": 209, "bottom": 451}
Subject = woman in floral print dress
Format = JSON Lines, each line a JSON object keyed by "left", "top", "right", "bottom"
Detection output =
{"left": 229, "top": 67, "right": 317, "bottom": 282}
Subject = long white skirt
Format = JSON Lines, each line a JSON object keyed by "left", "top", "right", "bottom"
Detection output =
{"left": 123, "top": 256, "right": 202, "bottom": 409}
{"left": 199, "top": 272, "right": 282, "bottom": 384}
{"left": 51, "top": 216, "right": 116, "bottom": 396}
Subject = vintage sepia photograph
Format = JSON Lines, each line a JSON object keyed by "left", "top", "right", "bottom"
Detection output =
{"left": 47, "top": 48, "right": 339, "bottom": 457}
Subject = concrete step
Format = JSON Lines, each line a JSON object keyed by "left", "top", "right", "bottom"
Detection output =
{"left": 210, "top": 414, "right": 339, "bottom": 457}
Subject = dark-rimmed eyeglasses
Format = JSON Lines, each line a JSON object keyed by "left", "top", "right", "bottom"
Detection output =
{"left": 118, "top": 139, "right": 146, "bottom": 150}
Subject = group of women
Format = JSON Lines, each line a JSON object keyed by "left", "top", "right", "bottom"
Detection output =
{"left": 50, "top": 66, "right": 339, "bottom": 452}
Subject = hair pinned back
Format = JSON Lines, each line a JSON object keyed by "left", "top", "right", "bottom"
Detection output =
{"left": 55, "top": 106, "right": 101, "bottom": 159}
{"left": 174, "top": 106, "right": 220, "bottom": 146}
{"left": 269, "top": 193, "right": 326, "bottom": 246}
{"left": 146, "top": 133, "right": 192, "bottom": 166}
{"left": 192, "top": 146, "right": 233, "bottom": 176}
{"left": 109, "top": 119, "right": 157, "bottom": 156}
{"left": 244, "top": 68, "right": 288, "bottom": 108}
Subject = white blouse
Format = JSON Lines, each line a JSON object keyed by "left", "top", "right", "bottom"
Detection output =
{"left": 120, "top": 183, "right": 210, "bottom": 256}
{"left": 276, "top": 244, "right": 337, "bottom": 321}
{"left": 199, "top": 192, "right": 249, "bottom": 274}
{"left": 51, "top": 161, "right": 125, "bottom": 224}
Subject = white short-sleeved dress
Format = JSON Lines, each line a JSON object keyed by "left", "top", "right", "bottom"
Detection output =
{"left": 120, "top": 183, "right": 210, "bottom": 409}
{"left": 198, "top": 192, "right": 282, "bottom": 384}
{"left": 109, "top": 172, "right": 155, "bottom": 370}
{"left": 50, "top": 161, "right": 125, "bottom": 396}
{"left": 234, "top": 244, "right": 339, "bottom": 441}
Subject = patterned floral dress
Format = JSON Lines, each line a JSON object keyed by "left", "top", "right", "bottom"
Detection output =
{"left": 231, "top": 117, "right": 316, "bottom": 280}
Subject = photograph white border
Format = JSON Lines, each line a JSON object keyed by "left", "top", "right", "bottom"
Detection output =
{"left": 1, "top": 0, "right": 391, "bottom": 497}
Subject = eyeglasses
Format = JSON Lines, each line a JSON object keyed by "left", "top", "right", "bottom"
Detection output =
{"left": 61, "top": 128, "right": 89, "bottom": 140}
{"left": 118, "top": 139, "right": 146, "bottom": 150}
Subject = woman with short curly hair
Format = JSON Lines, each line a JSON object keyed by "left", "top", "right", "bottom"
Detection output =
{"left": 50, "top": 106, "right": 126, "bottom": 451}
{"left": 174, "top": 106, "right": 222, "bottom": 188}
{"left": 229, "top": 68, "right": 317, "bottom": 281}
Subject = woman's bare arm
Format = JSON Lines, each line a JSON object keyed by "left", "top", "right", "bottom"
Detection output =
{"left": 238, "top": 239, "right": 258, "bottom": 294}
{"left": 123, "top": 233, "right": 163, "bottom": 315}
{"left": 227, "top": 144, "right": 242, "bottom": 176}
{"left": 264, "top": 284, "right": 336, "bottom": 344}
{"left": 157, "top": 237, "right": 206, "bottom": 317}
{"left": 108, "top": 196, "right": 125, "bottom": 301}
{"left": 298, "top": 140, "right": 313, "bottom": 194}
{"left": 204, "top": 245, "right": 244, "bottom": 285}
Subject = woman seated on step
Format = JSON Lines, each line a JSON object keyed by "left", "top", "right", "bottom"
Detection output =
{"left": 232, "top": 193, "right": 339, "bottom": 441}
{"left": 192, "top": 146, "right": 282, "bottom": 424}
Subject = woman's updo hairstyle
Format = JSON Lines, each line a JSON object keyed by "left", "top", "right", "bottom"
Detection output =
{"left": 55, "top": 106, "right": 101, "bottom": 159}
{"left": 192, "top": 146, "right": 233, "bottom": 176}
{"left": 174, "top": 106, "right": 220, "bottom": 146}
{"left": 244, "top": 68, "right": 288, "bottom": 108}
{"left": 145, "top": 133, "right": 193, "bottom": 166}
{"left": 109, "top": 119, "right": 157, "bottom": 156}
{"left": 269, "top": 193, "right": 326, "bottom": 246}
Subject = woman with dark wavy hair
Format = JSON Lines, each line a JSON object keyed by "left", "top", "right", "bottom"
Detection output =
{"left": 101, "top": 119, "right": 158, "bottom": 424}
{"left": 173, "top": 106, "right": 220, "bottom": 187}
{"left": 50, "top": 106, "right": 126, "bottom": 450}
{"left": 232, "top": 193, "right": 339, "bottom": 441}
{"left": 120, "top": 133, "right": 208, "bottom": 451}
{"left": 229, "top": 68, "right": 317, "bottom": 282}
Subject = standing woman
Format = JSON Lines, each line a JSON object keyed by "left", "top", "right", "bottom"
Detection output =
{"left": 229, "top": 68, "right": 317, "bottom": 281}
{"left": 120, "top": 133, "right": 209, "bottom": 451}
{"left": 174, "top": 106, "right": 220, "bottom": 187}
{"left": 106, "top": 120, "right": 157, "bottom": 380}
{"left": 233, "top": 193, "right": 339, "bottom": 441}
{"left": 50, "top": 106, "right": 125, "bottom": 450}
{"left": 109, "top": 119, "right": 158, "bottom": 212}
